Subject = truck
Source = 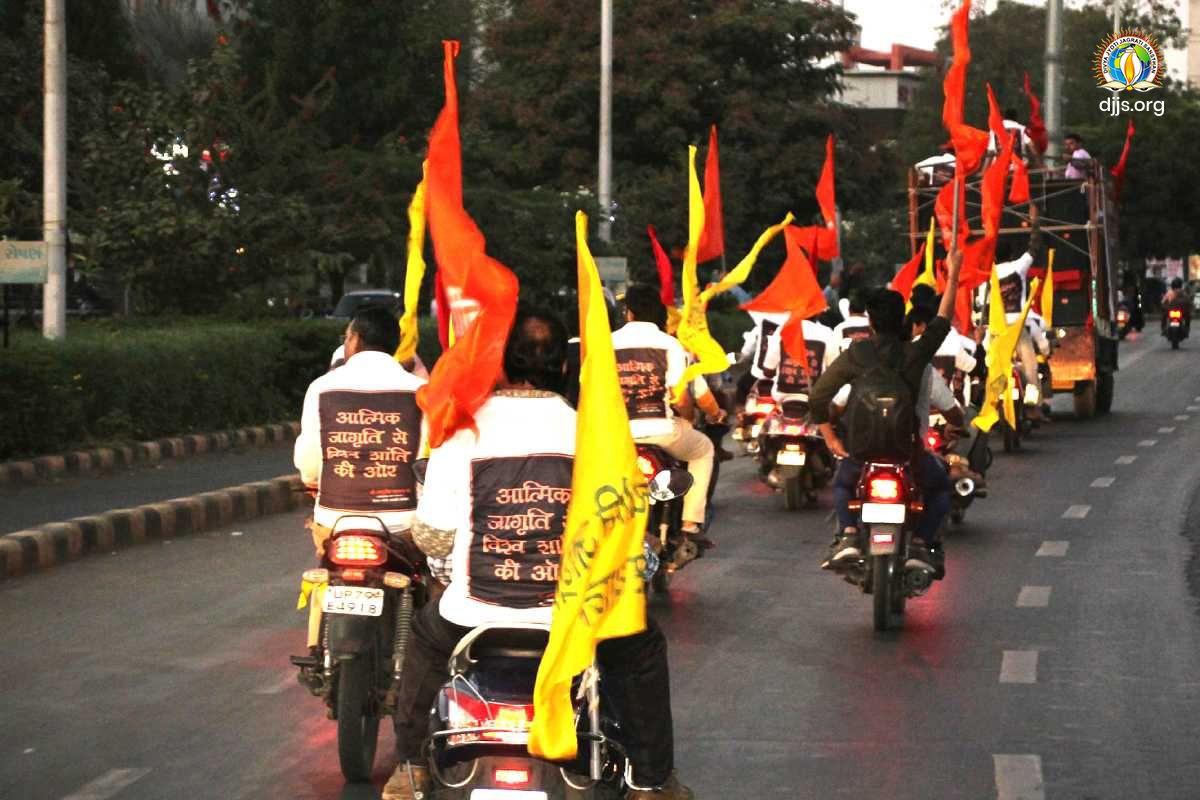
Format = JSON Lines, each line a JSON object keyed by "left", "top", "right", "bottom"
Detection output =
{"left": 907, "top": 157, "right": 1120, "bottom": 419}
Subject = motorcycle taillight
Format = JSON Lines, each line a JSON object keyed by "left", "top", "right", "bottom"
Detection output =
{"left": 636, "top": 451, "right": 662, "bottom": 481}
{"left": 445, "top": 687, "right": 535, "bottom": 745}
{"left": 754, "top": 398, "right": 776, "bottom": 416}
{"left": 329, "top": 533, "right": 386, "bottom": 566}
{"left": 926, "top": 430, "right": 942, "bottom": 451}
{"left": 494, "top": 767, "right": 531, "bottom": 787}
{"left": 1169, "top": 309, "right": 1184, "bottom": 320}
{"left": 867, "top": 474, "right": 903, "bottom": 502}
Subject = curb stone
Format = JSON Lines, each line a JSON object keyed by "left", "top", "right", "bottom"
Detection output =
{"left": 0, "top": 475, "right": 304, "bottom": 581}
{"left": 0, "top": 421, "right": 301, "bottom": 488}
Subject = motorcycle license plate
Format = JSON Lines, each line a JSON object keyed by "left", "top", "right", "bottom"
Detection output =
{"left": 322, "top": 585, "right": 384, "bottom": 617}
{"left": 776, "top": 449, "right": 806, "bottom": 466}
{"left": 470, "top": 791, "right": 549, "bottom": 800}
{"left": 861, "top": 502, "right": 905, "bottom": 525}
{"left": 1170, "top": 321, "right": 1182, "bottom": 327}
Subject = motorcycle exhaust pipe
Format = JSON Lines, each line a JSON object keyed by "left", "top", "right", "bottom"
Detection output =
{"left": 954, "top": 477, "right": 975, "bottom": 498}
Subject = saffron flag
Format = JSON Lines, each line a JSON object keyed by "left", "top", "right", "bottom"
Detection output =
{"left": 696, "top": 125, "right": 725, "bottom": 264}
{"left": 395, "top": 164, "right": 428, "bottom": 364}
{"left": 934, "top": 179, "right": 969, "bottom": 252}
{"left": 527, "top": 211, "right": 649, "bottom": 761}
{"left": 816, "top": 134, "right": 837, "bottom": 228}
{"left": 1111, "top": 118, "right": 1135, "bottom": 200}
{"left": 942, "top": 0, "right": 989, "bottom": 176}
{"left": 418, "top": 41, "right": 520, "bottom": 448}
{"left": 975, "top": 275, "right": 1040, "bottom": 432}
{"left": 1041, "top": 248, "right": 1056, "bottom": 328}
{"left": 647, "top": 225, "right": 675, "bottom": 308}
{"left": 890, "top": 242, "right": 926, "bottom": 302}
{"left": 743, "top": 226, "right": 828, "bottom": 374}
{"left": 1023, "top": 72, "right": 1049, "bottom": 155}
{"left": 1009, "top": 156, "right": 1031, "bottom": 204}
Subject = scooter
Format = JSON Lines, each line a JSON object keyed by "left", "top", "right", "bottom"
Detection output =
{"left": 732, "top": 378, "right": 776, "bottom": 455}
{"left": 1165, "top": 306, "right": 1189, "bottom": 350}
{"left": 757, "top": 399, "right": 833, "bottom": 510}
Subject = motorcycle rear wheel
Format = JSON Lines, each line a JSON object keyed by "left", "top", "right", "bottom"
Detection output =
{"left": 872, "top": 555, "right": 891, "bottom": 632}
{"left": 336, "top": 652, "right": 380, "bottom": 782}
{"left": 783, "top": 475, "right": 802, "bottom": 511}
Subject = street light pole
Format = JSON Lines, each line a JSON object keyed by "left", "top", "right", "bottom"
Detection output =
{"left": 43, "top": 0, "right": 68, "bottom": 339}
{"left": 1044, "top": 0, "right": 1064, "bottom": 163}
{"left": 597, "top": 0, "right": 613, "bottom": 244}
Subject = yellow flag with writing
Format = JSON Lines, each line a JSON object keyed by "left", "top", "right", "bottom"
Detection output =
{"left": 906, "top": 218, "right": 937, "bottom": 312}
{"left": 1040, "top": 248, "right": 1056, "bottom": 328}
{"left": 974, "top": 275, "right": 1041, "bottom": 433}
{"left": 395, "top": 165, "right": 428, "bottom": 364}
{"left": 673, "top": 146, "right": 790, "bottom": 401}
{"left": 527, "top": 211, "right": 650, "bottom": 761}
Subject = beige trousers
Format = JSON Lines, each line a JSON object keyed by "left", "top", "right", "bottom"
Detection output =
{"left": 636, "top": 419, "right": 714, "bottom": 526}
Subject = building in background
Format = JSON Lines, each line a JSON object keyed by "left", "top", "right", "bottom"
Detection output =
{"left": 837, "top": 43, "right": 937, "bottom": 138}
{"left": 1190, "top": 0, "right": 1200, "bottom": 88}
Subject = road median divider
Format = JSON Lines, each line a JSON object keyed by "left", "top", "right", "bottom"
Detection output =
{"left": 0, "top": 474, "right": 306, "bottom": 581}
{"left": 0, "top": 422, "right": 301, "bottom": 488}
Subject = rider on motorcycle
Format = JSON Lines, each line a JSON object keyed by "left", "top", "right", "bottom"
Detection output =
{"left": 1161, "top": 278, "right": 1192, "bottom": 335}
{"left": 612, "top": 284, "right": 723, "bottom": 540}
{"left": 385, "top": 309, "right": 692, "bottom": 800}
{"left": 989, "top": 203, "right": 1044, "bottom": 419}
{"left": 830, "top": 291, "right": 872, "bottom": 356}
{"left": 809, "top": 249, "right": 963, "bottom": 576}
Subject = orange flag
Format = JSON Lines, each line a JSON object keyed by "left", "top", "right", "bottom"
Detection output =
{"left": 1009, "top": 156, "right": 1031, "bottom": 204}
{"left": 889, "top": 241, "right": 927, "bottom": 302}
{"left": 934, "top": 179, "right": 968, "bottom": 251}
{"left": 696, "top": 125, "right": 725, "bottom": 263}
{"left": 743, "top": 226, "right": 828, "bottom": 374}
{"left": 816, "top": 134, "right": 837, "bottom": 228}
{"left": 1023, "top": 72, "right": 1048, "bottom": 155}
{"left": 418, "top": 41, "right": 520, "bottom": 448}
{"left": 942, "top": 0, "right": 989, "bottom": 177}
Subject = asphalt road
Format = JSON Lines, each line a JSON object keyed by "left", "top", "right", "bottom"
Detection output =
{"left": 3, "top": 330, "right": 1200, "bottom": 799}
{"left": 0, "top": 445, "right": 296, "bottom": 536}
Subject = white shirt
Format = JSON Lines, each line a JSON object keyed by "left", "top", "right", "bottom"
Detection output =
{"left": 295, "top": 351, "right": 428, "bottom": 531}
{"left": 1025, "top": 311, "right": 1052, "bottom": 356}
{"left": 995, "top": 252, "right": 1034, "bottom": 325}
{"left": 831, "top": 313, "right": 872, "bottom": 357}
{"left": 611, "top": 321, "right": 706, "bottom": 439}
{"left": 1064, "top": 147, "right": 1092, "bottom": 180}
{"left": 417, "top": 393, "right": 576, "bottom": 628}
{"left": 330, "top": 344, "right": 429, "bottom": 378}
{"left": 744, "top": 312, "right": 789, "bottom": 379}
{"left": 762, "top": 319, "right": 836, "bottom": 402}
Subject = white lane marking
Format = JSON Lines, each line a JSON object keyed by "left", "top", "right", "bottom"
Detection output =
{"left": 1188, "top": 406, "right": 1200, "bottom": 412}
{"left": 23, "top": 748, "right": 35, "bottom": 754}
{"left": 1037, "top": 541, "right": 1069, "bottom": 557}
{"left": 1090, "top": 476, "right": 1116, "bottom": 488}
{"left": 1138, "top": 439, "right": 1158, "bottom": 447}
{"left": 254, "top": 670, "right": 299, "bottom": 695}
{"left": 62, "top": 769, "right": 152, "bottom": 800}
{"left": 1176, "top": 415, "right": 1190, "bottom": 421}
{"left": 1159, "top": 427, "right": 1177, "bottom": 434}
{"left": 1000, "top": 650, "right": 1039, "bottom": 684}
{"left": 1017, "top": 586, "right": 1052, "bottom": 608}
{"left": 231, "top": 530, "right": 244, "bottom": 537}
{"left": 1062, "top": 505, "right": 1091, "bottom": 519}
{"left": 994, "top": 754, "right": 1045, "bottom": 800}
{"left": 1115, "top": 455, "right": 1137, "bottom": 465}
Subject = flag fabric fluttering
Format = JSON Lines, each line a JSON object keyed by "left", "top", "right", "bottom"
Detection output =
{"left": 1023, "top": 72, "right": 1049, "bottom": 155}
{"left": 647, "top": 225, "right": 675, "bottom": 308}
{"left": 913, "top": 217, "right": 938, "bottom": 295}
{"left": 975, "top": 275, "right": 1041, "bottom": 433}
{"left": 1009, "top": 155, "right": 1031, "bottom": 204}
{"left": 934, "top": 179, "right": 969, "bottom": 252}
{"left": 1041, "top": 248, "right": 1056, "bottom": 328}
{"left": 417, "top": 40, "right": 520, "bottom": 449}
{"left": 527, "top": 211, "right": 650, "bottom": 762}
{"left": 942, "top": 0, "right": 989, "bottom": 177}
{"left": 890, "top": 242, "right": 926, "bottom": 302}
{"left": 395, "top": 165, "right": 428, "bottom": 365}
{"left": 1111, "top": 118, "right": 1135, "bottom": 201}
{"left": 696, "top": 125, "right": 725, "bottom": 264}
{"left": 816, "top": 134, "right": 837, "bottom": 228}
{"left": 742, "top": 225, "right": 828, "bottom": 374}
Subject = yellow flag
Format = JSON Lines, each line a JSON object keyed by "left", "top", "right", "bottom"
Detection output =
{"left": 987, "top": 263, "right": 1007, "bottom": 334}
{"left": 974, "top": 277, "right": 1041, "bottom": 433}
{"left": 1040, "top": 248, "right": 1056, "bottom": 328}
{"left": 914, "top": 217, "right": 938, "bottom": 290}
{"left": 395, "top": 165, "right": 428, "bottom": 364}
{"left": 673, "top": 147, "right": 789, "bottom": 400}
{"left": 527, "top": 211, "right": 650, "bottom": 761}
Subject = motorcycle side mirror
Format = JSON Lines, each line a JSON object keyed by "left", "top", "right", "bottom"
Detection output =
{"left": 412, "top": 458, "right": 430, "bottom": 486}
{"left": 649, "top": 467, "right": 694, "bottom": 502}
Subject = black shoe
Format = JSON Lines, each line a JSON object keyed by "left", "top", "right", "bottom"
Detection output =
{"left": 822, "top": 530, "right": 861, "bottom": 570}
{"left": 905, "top": 540, "right": 937, "bottom": 575}
{"left": 929, "top": 541, "right": 946, "bottom": 579}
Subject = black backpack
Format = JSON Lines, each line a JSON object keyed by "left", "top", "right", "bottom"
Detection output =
{"left": 844, "top": 344, "right": 917, "bottom": 461}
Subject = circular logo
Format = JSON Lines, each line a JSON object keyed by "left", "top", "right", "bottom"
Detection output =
{"left": 1095, "top": 31, "right": 1163, "bottom": 92}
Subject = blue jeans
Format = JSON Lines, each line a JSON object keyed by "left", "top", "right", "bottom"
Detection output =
{"left": 833, "top": 452, "right": 951, "bottom": 544}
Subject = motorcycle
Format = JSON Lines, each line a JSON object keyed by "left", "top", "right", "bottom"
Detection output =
{"left": 425, "top": 624, "right": 632, "bottom": 799}
{"left": 731, "top": 378, "right": 776, "bottom": 455}
{"left": 1116, "top": 301, "right": 1135, "bottom": 339}
{"left": 757, "top": 399, "right": 833, "bottom": 510}
{"left": 999, "top": 368, "right": 1030, "bottom": 452}
{"left": 925, "top": 416, "right": 990, "bottom": 526}
{"left": 840, "top": 461, "right": 934, "bottom": 632}
{"left": 290, "top": 515, "right": 429, "bottom": 782}
{"left": 1165, "top": 306, "right": 1188, "bottom": 350}
{"left": 636, "top": 445, "right": 696, "bottom": 594}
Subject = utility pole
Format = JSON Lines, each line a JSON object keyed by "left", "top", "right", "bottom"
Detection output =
{"left": 1044, "top": 0, "right": 1064, "bottom": 164}
{"left": 1112, "top": 0, "right": 1122, "bottom": 33}
{"left": 43, "top": 0, "right": 67, "bottom": 339}
{"left": 597, "top": 0, "right": 613, "bottom": 244}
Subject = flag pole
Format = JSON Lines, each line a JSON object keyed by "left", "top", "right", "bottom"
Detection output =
{"left": 597, "top": 0, "right": 613, "bottom": 244}
{"left": 832, "top": 205, "right": 844, "bottom": 280}
{"left": 950, "top": 175, "right": 961, "bottom": 253}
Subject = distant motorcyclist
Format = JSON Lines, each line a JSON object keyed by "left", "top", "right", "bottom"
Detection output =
{"left": 809, "top": 248, "right": 963, "bottom": 576}
{"left": 1161, "top": 278, "right": 1192, "bottom": 334}
{"left": 734, "top": 311, "right": 788, "bottom": 408}
{"left": 830, "top": 291, "right": 872, "bottom": 356}
{"left": 989, "top": 203, "right": 1044, "bottom": 419}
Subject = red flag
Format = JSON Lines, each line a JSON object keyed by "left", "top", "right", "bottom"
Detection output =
{"left": 419, "top": 41, "right": 520, "bottom": 448}
{"left": 1009, "top": 156, "right": 1031, "bottom": 204}
{"left": 889, "top": 242, "right": 926, "bottom": 302}
{"left": 942, "top": 1, "right": 989, "bottom": 176}
{"left": 981, "top": 84, "right": 1013, "bottom": 241}
{"left": 954, "top": 282, "right": 975, "bottom": 335}
{"left": 647, "top": 225, "right": 675, "bottom": 308}
{"left": 434, "top": 271, "right": 451, "bottom": 348}
{"left": 934, "top": 180, "right": 968, "bottom": 251}
{"left": 1023, "top": 72, "right": 1048, "bottom": 155}
{"left": 1111, "top": 118, "right": 1135, "bottom": 200}
{"left": 816, "top": 134, "right": 837, "bottom": 227}
{"left": 743, "top": 226, "right": 828, "bottom": 372}
{"left": 794, "top": 225, "right": 838, "bottom": 263}
{"left": 696, "top": 125, "right": 725, "bottom": 263}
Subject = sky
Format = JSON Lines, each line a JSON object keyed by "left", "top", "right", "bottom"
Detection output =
{"left": 841, "top": 0, "right": 1189, "bottom": 79}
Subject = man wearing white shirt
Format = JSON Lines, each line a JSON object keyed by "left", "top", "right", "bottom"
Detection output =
{"left": 611, "top": 285, "right": 720, "bottom": 535}
{"left": 734, "top": 310, "right": 788, "bottom": 408}
{"left": 1063, "top": 132, "right": 1092, "bottom": 180}
{"left": 830, "top": 292, "right": 872, "bottom": 357}
{"left": 761, "top": 317, "right": 838, "bottom": 402}
{"left": 989, "top": 204, "right": 1044, "bottom": 416}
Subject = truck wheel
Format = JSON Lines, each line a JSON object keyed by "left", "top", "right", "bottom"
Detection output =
{"left": 1073, "top": 380, "right": 1097, "bottom": 419}
{"left": 1096, "top": 372, "right": 1114, "bottom": 415}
